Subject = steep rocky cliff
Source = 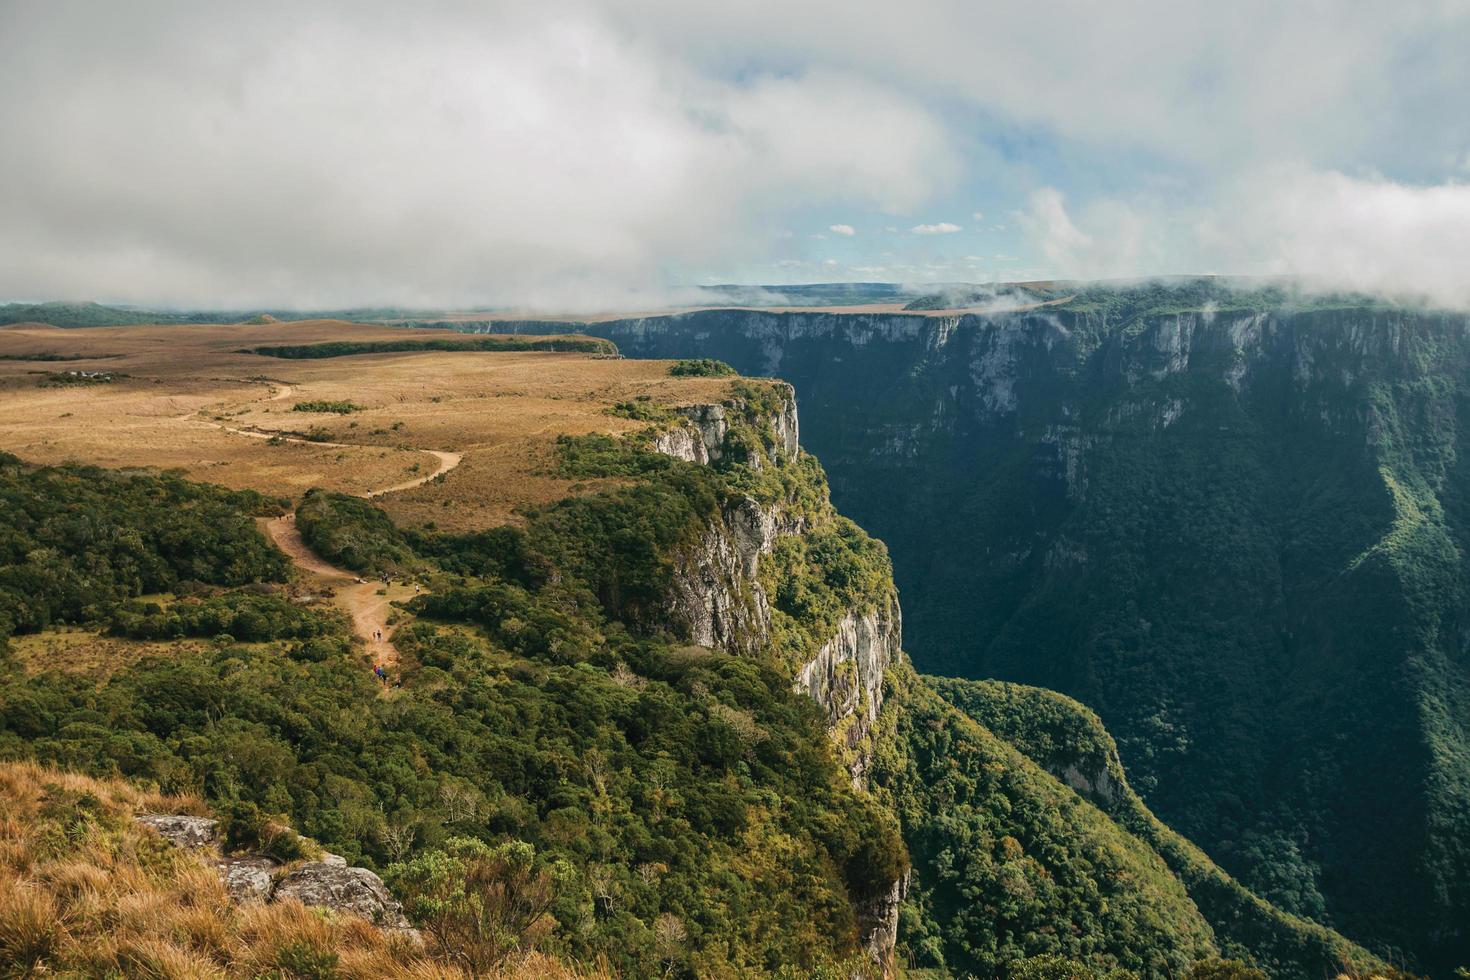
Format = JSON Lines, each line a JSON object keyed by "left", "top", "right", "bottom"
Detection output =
{"left": 650, "top": 384, "right": 900, "bottom": 786}
{"left": 649, "top": 383, "right": 906, "bottom": 965}
{"left": 489, "top": 284, "right": 1470, "bottom": 975}
{"left": 793, "top": 598, "right": 902, "bottom": 789}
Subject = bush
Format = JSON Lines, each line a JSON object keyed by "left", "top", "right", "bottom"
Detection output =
{"left": 291, "top": 401, "right": 361, "bottom": 414}
{"left": 386, "top": 838, "right": 563, "bottom": 974}
{"left": 668, "top": 358, "right": 735, "bottom": 377}
{"left": 0, "top": 453, "right": 288, "bottom": 642}
{"left": 108, "top": 592, "right": 330, "bottom": 642}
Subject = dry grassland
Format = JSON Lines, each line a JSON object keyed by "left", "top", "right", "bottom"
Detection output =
{"left": 0, "top": 319, "right": 752, "bottom": 530}
{"left": 0, "top": 760, "right": 609, "bottom": 978}
{"left": 4, "top": 627, "right": 236, "bottom": 680}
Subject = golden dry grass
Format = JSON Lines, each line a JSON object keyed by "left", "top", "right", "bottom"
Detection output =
{"left": 4, "top": 626, "right": 232, "bottom": 679}
{"left": 0, "top": 319, "right": 760, "bottom": 530}
{"left": 0, "top": 760, "right": 609, "bottom": 979}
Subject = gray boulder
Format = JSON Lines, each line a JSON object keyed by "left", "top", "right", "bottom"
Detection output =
{"left": 135, "top": 814, "right": 219, "bottom": 849}
{"left": 272, "top": 861, "right": 411, "bottom": 929}
{"left": 218, "top": 856, "right": 277, "bottom": 904}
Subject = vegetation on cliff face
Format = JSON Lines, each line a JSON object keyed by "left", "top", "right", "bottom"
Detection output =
{"left": 523, "top": 284, "right": 1470, "bottom": 975}
{"left": 876, "top": 662, "right": 1304, "bottom": 980}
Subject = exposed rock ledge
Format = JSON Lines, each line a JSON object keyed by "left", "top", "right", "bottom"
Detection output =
{"left": 856, "top": 868, "right": 911, "bottom": 970}
{"left": 667, "top": 496, "right": 806, "bottom": 655}
{"left": 135, "top": 814, "right": 412, "bottom": 931}
{"left": 652, "top": 383, "right": 800, "bottom": 468}
{"left": 793, "top": 596, "right": 903, "bottom": 789}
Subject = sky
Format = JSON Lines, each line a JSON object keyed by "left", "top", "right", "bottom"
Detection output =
{"left": 2, "top": 0, "right": 1470, "bottom": 311}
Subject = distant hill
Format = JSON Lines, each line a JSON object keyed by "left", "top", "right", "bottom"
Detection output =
{"left": 0, "top": 301, "right": 201, "bottom": 328}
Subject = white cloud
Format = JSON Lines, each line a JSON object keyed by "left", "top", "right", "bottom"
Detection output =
{"left": 623, "top": 1, "right": 1470, "bottom": 175}
{"left": 1207, "top": 168, "right": 1470, "bottom": 307}
{"left": 829, "top": 224, "right": 856, "bottom": 236}
{"left": 3, "top": 1, "right": 1469, "bottom": 305}
{"left": 1018, "top": 171, "right": 1470, "bottom": 307}
{"left": 971, "top": 211, "right": 984, "bottom": 221}
{"left": 0, "top": 3, "right": 957, "bottom": 309}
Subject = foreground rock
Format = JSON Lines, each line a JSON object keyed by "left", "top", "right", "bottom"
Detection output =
{"left": 135, "top": 814, "right": 219, "bottom": 849}
{"left": 273, "top": 861, "right": 412, "bottom": 929}
{"left": 136, "top": 814, "right": 410, "bottom": 930}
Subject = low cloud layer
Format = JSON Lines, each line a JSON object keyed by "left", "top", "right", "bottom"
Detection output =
{"left": 1017, "top": 171, "right": 1470, "bottom": 308}
{"left": 2, "top": 0, "right": 1468, "bottom": 309}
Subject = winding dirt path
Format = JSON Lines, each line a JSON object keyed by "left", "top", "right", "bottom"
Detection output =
{"left": 260, "top": 516, "right": 415, "bottom": 672}
{"left": 188, "top": 380, "right": 465, "bottom": 674}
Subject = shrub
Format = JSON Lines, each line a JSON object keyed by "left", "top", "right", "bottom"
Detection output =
{"left": 291, "top": 401, "right": 361, "bottom": 414}
{"left": 386, "top": 838, "right": 563, "bottom": 975}
{"left": 668, "top": 358, "right": 735, "bottom": 377}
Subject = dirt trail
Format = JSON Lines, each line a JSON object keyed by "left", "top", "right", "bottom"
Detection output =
{"left": 261, "top": 515, "right": 417, "bottom": 673}
{"left": 176, "top": 381, "right": 464, "bottom": 495}
{"left": 207, "top": 381, "right": 463, "bottom": 673}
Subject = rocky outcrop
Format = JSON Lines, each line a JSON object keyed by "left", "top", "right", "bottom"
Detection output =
{"left": 657, "top": 384, "right": 805, "bottom": 653}
{"left": 856, "top": 869, "right": 910, "bottom": 969}
{"left": 135, "top": 814, "right": 220, "bottom": 848}
{"left": 273, "top": 861, "right": 412, "bottom": 930}
{"left": 136, "top": 814, "right": 411, "bottom": 931}
{"left": 219, "top": 855, "right": 276, "bottom": 904}
{"left": 652, "top": 383, "right": 799, "bottom": 469}
{"left": 666, "top": 496, "right": 806, "bottom": 655}
{"left": 652, "top": 424, "right": 710, "bottom": 465}
{"left": 1058, "top": 762, "right": 1122, "bottom": 807}
{"left": 667, "top": 516, "right": 771, "bottom": 655}
{"left": 793, "top": 596, "right": 903, "bottom": 789}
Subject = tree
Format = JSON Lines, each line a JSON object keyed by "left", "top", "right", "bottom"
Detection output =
{"left": 385, "top": 838, "right": 564, "bottom": 977}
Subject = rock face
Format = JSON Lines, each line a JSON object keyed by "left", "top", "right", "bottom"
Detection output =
{"left": 651, "top": 383, "right": 800, "bottom": 469}
{"left": 656, "top": 387, "right": 806, "bottom": 655}
{"left": 652, "top": 424, "right": 710, "bottom": 465}
{"left": 273, "top": 862, "right": 412, "bottom": 930}
{"left": 793, "top": 597, "right": 903, "bottom": 789}
{"left": 136, "top": 815, "right": 410, "bottom": 931}
{"left": 219, "top": 855, "right": 276, "bottom": 904}
{"left": 856, "top": 869, "right": 910, "bottom": 969}
{"left": 1058, "top": 762, "right": 1121, "bottom": 807}
{"left": 666, "top": 512, "right": 773, "bottom": 655}
{"left": 135, "top": 814, "right": 219, "bottom": 849}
